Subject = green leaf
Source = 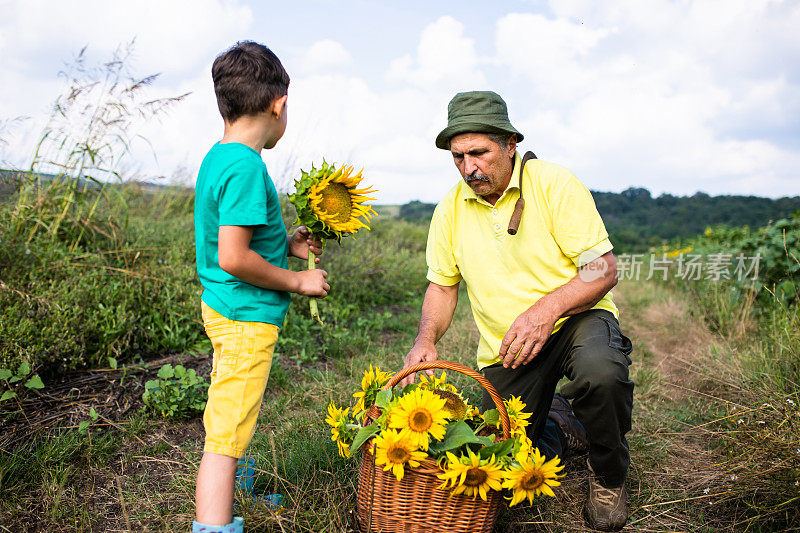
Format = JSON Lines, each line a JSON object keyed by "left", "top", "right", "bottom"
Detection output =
{"left": 157, "top": 364, "right": 174, "bottom": 379}
{"left": 108, "top": 357, "right": 118, "bottom": 370}
{"left": 0, "top": 390, "right": 17, "bottom": 402}
{"left": 174, "top": 365, "right": 186, "bottom": 379}
{"left": 17, "top": 361, "right": 31, "bottom": 377}
{"left": 24, "top": 375, "right": 45, "bottom": 389}
{"left": 8, "top": 376, "right": 22, "bottom": 384}
{"left": 399, "top": 383, "right": 419, "bottom": 395}
{"left": 350, "top": 423, "right": 381, "bottom": 452}
{"left": 89, "top": 407, "right": 99, "bottom": 420}
{"left": 78, "top": 420, "right": 91, "bottom": 434}
{"left": 478, "top": 438, "right": 515, "bottom": 460}
{"left": 374, "top": 389, "right": 393, "bottom": 409}
{"left": 482, "top": 409, "right": 500, "bottom": 427}
{"left": 0, "top": 369, "right": 12, "bottom": 380}
{"left": 144, "top": 380, "right": 160, "bottom": 390}
{"left": 427, "top": 421, "right": 494, "bottom": 456}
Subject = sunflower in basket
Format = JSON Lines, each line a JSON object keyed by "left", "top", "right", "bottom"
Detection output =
{"left": 437, "top": 449, "right": 504, "bottom": 501}
{"left": 502, "top": 448, "right": 565, "bottom": 504}
{"left": 373, "top": 429, "right": 427, "bottom": 481}
{"left": 480, "top": 395, "right": 532, "bottom": 438}
{"left": 388, "top": 387, "right": 449, "bottom": 450}
{"left": 352, "top": 364, "right": 393, "bottom": 415}
{"left": 326, "top": 402, "right": 355, "bottom": 458}
{"left": 288, "top": 161, "right": 378, "bottom": 324}
{"left": 325, "top": 363, "right": 564, "bottom": 516}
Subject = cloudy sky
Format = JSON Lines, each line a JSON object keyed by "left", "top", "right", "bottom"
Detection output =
{"left": 1, "top": 0, "right": 798, "bottom": 203}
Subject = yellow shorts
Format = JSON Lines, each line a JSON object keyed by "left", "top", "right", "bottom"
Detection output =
{"left": 201, "top": 302, "right": 279, "bottom": 458}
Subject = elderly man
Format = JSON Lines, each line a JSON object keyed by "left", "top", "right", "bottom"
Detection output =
{"left": 400, "top": 91, "right": 634, "bottom": 531}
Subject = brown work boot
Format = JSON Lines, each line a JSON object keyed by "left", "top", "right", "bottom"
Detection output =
{"left": 547, "top": 393, "right": 589, "bottom": 456}
{"left": 583, "top": 462, "right": 628, "bottom": 531}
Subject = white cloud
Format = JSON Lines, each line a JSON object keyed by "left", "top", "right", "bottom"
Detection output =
{"left": 1, "top": 0, "right": 252, "bottom": 75}
{"left": 494, "top": 4, "right": 800, "bottom": 197}
{"left": 299, "top": 40, "right": 352, "bottom": 74}
{"left": 0, "top": 0, "right": 253, "bottom": 177}
{"left": 387, "top": 16, "right": 486, "bottom": 91}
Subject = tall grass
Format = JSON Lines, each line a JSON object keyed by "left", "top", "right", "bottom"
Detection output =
{"left": 655, "top": 216, "right": 800, "bottom": 528}
{"left": 0, "top": 43, "right": 193, "bottom": 374}
{"left": 9, "top": 41, "right": 187, "bottom": 251}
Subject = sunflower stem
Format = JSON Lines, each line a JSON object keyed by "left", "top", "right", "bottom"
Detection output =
{"left": 308, "top": 249, "right": 324, "bottom": 325}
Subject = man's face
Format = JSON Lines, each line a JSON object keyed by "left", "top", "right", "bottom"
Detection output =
{"left": 449, "top": 133, "right": 516, "bottom": 201}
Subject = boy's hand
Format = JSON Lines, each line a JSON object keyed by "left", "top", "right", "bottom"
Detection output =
{"left": 288, "top": 226, "right": 323, "bottom": 261}
{"left": 295, "top": 269, "right": 330, "bottom": 297}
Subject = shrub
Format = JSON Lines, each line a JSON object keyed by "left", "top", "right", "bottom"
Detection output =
{"left": 142, "top": 364, "right": 208, "bottom": 419}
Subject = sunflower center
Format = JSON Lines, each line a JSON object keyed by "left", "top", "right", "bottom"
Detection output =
{"left": 521, "top": 470, "right": 545, "bottom": 490}
{"left": 464, "top": 467, "right": 488, "bottom": 487}
{"left": 387, "top": 446, "right": 411, "bottom": 464}
{"left": 409, "top": 409, "right": 433, "bottom": 432}
{"left": 319, "top": 182, "right": 352, "bottom": 222}
{"left": 434, "top": 390, "right": 467, "bottom": 418}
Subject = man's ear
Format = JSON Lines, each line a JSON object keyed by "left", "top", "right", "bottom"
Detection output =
{"left": 507, "top": 135, "right": 518, "bottom": 157}
{"left": 271, "top": 94, "right": 288, "bottom": 118}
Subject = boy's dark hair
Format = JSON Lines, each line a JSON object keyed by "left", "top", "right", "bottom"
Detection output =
{"left": 212, "top": 41, "right": 290, "bottom": 123}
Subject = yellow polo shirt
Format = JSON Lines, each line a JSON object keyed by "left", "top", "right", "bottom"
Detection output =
{"left": 426, "top": 152, "right": 618, "bottom": 369}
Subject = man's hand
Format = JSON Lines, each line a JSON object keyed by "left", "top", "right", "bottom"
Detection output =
{"left": 399, "top": 341, "right": 438, "bottom": 387}
{"left": 499, "top": 303, "right": 558, "bottom": 369}
{"left": 294, "top": 269, "right": 330, "bottom": 297}
{"left": 288, "top": 226, "right": 323, "bottom": 261}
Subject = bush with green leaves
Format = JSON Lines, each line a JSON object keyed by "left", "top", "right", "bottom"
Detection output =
{"left": 142, "top": 364, "right": 208, "bottom": 419}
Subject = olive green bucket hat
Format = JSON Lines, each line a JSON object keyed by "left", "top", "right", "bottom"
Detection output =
{"left": 435, "top": 91, "right": 523, "bottom": 149}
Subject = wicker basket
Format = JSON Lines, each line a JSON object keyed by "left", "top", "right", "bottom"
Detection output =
{"left": 356, "top": 361, "right": 511, "bottom": 533}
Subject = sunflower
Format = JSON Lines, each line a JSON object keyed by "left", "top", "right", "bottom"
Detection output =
{"left": 437, "top": 450, "right": 504, "bottom": 501}
{"left": 504, "top": 395, "right": 533, "bottom": 435}
{"left": 516, "top": 433, "right": 535, "bottom": 457}
{"left": 289, "top": 160, "right": 377, "bottom": 243}
{"left": 325, "top": 402, "right": 352, "bottom": 458}
{"left": 464, "top": 405, "right": 481, "bottom": 421}
{"left": 419, "top": 371, "right": 457, "bottom": 393}
{"left": 502, "top": 448, "right": 565, "bottom": 505}
{"left": 373, "top": 429, "right": 427, "bottom": 481}
{"left": 288, "top": 160, "right": 378, "bottom": 324}
{"left": 432, "top": 389, "right": 468, "bottom": 419}
{"left": 352, "top": 364, "right": 393, "bottom": 414}
{"left": 388, "top": 388, "right": 449, "bottom": 450}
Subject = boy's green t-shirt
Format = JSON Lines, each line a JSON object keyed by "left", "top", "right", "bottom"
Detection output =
{"left": 194, "top": 142, "right": 290, "bottom": 326}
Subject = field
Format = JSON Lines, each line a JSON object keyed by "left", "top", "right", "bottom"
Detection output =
{"left": 1, "top": 56, "right": 799, "bottom": 532}
{"left": 1, "top": 173, "right": 799, "bottom": 531}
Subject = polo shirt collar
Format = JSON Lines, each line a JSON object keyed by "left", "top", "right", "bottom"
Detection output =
{"left": 461, "top": 151, "right": 523, "bottom": 202}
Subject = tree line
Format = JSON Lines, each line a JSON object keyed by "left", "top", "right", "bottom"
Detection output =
{"left": 399, "top": 188, "right": 800, "bottom": 252}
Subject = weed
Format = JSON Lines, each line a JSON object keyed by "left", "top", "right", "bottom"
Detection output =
{"left": 0, "top": 360, "right": 45, "bottom": 407}
{"left": 142, "top": 364, "right": 209, "bottom": 419}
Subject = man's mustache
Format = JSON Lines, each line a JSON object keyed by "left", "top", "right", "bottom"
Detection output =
{"left": 464, "top": 171, "right": 490, "bottom": 183}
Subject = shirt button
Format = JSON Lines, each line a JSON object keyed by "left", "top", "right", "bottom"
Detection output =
{"left": 492, "top": 208, "right": 499, "bottom": 215}
{"left": 494, "top": 223, "right": 501, "bottom": 230}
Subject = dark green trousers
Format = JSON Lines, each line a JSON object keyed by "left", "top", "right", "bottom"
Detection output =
{"left": 482, "top": 309, "right": 634, "bottom": 487}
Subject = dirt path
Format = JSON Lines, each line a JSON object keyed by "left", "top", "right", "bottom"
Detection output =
{"left": 614, "top": 280, "right": 736, "bottom": 531}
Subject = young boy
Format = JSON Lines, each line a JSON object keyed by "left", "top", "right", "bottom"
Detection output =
{"left": 192, "top": 41, "right": 329, "bottom": 533}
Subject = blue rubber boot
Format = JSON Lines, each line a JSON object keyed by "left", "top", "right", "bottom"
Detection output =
{"left": 235, "top": 456, "right": 284, "bottom": 511}
{"left": 235, "top": 457, "right": 255, "bottom": 493}
{"left": 192, "top": 516, "right": 243, "bottom": 533}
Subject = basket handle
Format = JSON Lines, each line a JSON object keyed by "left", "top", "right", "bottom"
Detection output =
{"left": 384, "top": 361, "right": 511, "bottom": 441}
